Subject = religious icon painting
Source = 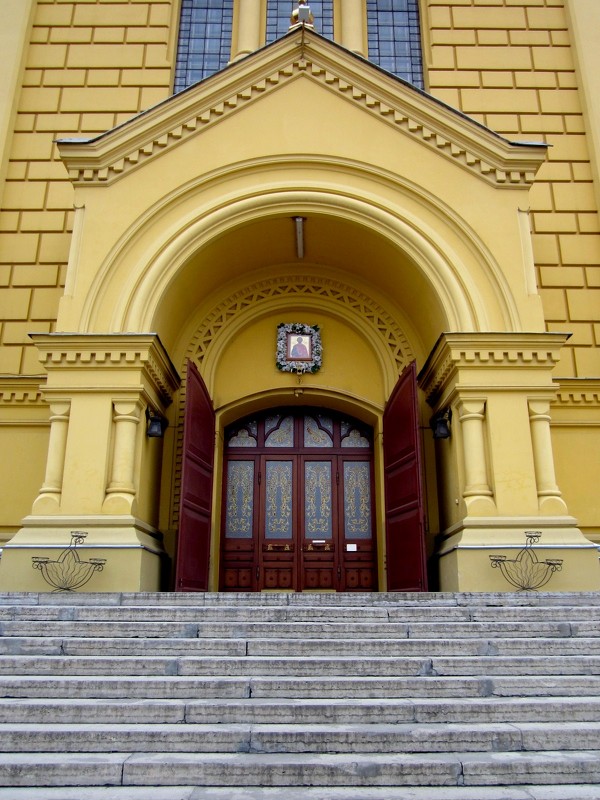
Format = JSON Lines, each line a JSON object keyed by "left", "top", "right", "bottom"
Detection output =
{"left": 287, "top": 333, "right": 312, "bottom": 361}
{"left": 276, "top": 323, "right": 322, "bottom": 374}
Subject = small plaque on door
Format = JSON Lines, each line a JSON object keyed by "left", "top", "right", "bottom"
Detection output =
{"left": 346, "top": 543, "right": 357, "bottom": 552}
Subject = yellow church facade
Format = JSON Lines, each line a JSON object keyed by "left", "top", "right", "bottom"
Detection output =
{"left": 0, "top": 0, "right": 598, "bottom": 594}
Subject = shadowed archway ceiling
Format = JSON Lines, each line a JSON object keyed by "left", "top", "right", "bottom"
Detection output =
{"left": 153, "top": 214, "right": 446, "bottom": 355}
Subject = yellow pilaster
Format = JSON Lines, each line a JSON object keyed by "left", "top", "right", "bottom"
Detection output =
{"left": 419, "top": 332, "right": 600, "bottom": 592}
{"left": 0, "top": 334, "right": 180, "bottom": 593}
{"left": 0, "top": 0, "right": 36, "bottom": 208}
{"left": 340, "top": 0, "right": 367, "bottom": 57}
{"left": 231, "top": 0, "right": 265, "bottom": 61}
{"left": 564, "top": 0, "right": 600, "bottom": 214}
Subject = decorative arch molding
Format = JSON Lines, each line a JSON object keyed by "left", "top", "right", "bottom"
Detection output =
{"left": 185, "top": 273, "right": 415, "bottom": 377}
{"left": 103, "top": 187, "right": 503, "bottom": 337}
{"left": 67, "top": 150, "right": 529, "bottom": 337}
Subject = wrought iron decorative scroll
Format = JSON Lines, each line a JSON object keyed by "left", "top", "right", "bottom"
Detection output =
{"left": 489, "top": 531, "right": 563, "bottom": 591}
{"left": 32, "top": 531, "right": 106, "bottom": 592}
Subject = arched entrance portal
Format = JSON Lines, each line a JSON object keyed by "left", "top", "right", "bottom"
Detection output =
{"left": 221, "top": 407, "right": 377, "bottom": 592}
{"left": 175, "top": 361, "right": 429, "bottom": 594}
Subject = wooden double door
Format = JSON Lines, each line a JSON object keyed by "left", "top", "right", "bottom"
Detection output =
{"left": 220, "top": 411, "right": 377, "bottom": 592}
{"left": 175, "top": 360, "right": 428, "bottom": 593}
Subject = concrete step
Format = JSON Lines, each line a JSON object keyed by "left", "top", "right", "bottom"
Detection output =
{"left": 1, "top": 750, "right": 599, "bottom": 788}
{"left": 3, "top": 590, "right": 600, "bottom": 606}
{"left": 3, "top": 787, "right": 600, "bottom": 800}
{"left": 241, "top": 636, "right": 600, "bottom": 656}
{"left": 2, "top": 601, "right": 600, "bottom": 623}
{"left": 2, "top": 590, "right": 600, "bottom": 610}
{"left": 2, "top": 785, "right": 600, "bottom": 800}
{"left": 1, "top": 721, "right": 599, "bottom": 754}
{"left": 1, "top": 696, "right": 598, "bottom": 725}
{"left": 2, "top": 673, "right": 597, "bottom": 699}
{"left": 3, "top": 652, "right": 600, "bottom": 677}
{"left": 0, "top": 636, "right": 248, "bottom": 656}
{"left": 2, "top": 635, "right": 600, "bottom": 659}
{"left": 1, "top": 591, "right": 599, "bottom": 794}
{"left": 174, "top": 653, "right": 600, "bottom": 676}
{"left": 1, "top": 618, "right": 594, "bottom": 639}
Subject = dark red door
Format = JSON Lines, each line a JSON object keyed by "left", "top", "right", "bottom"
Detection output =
{"left": 220, "top": 410, "right": 377, "bottom": 592}
{"left": 175, "top": 360, "right": 215, "bottom": 591}
{"left": 383, "top": 361, "right": 428, "bottom": 591}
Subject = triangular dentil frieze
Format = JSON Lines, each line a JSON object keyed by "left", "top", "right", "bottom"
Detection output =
{"left": 57, "top": 28, "right": 546, "bottom": 189}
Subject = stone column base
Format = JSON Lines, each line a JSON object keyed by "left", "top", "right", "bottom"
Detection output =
{"left": 437, "top": 517, "right": 600, "bottom": 592}
{"left": 0, "top": 516, "right": 165, "bottom": 593}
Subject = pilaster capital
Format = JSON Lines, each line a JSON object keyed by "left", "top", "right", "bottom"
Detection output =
{"left": 457, "top": 399, "right": 486, "bottom": 419}
{"left": 112, "top": 399, "right": 144, "bottom": 420}
{"left": 418, "top": 332, "right": 570, "bottom": 406}
{"left": 30, "top": 333, "right": 180, "bottom": 407}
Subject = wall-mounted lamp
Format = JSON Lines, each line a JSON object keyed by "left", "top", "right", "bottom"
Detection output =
{"left": 430, "top": 407, "right": 452, "bottom": 439}
{"left": 146, "top": 407, "right": 168, "bottom": 438}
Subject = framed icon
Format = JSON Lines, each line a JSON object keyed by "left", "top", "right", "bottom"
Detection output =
{"left": 276, "top": 323, "right": 322, "bottom": 374}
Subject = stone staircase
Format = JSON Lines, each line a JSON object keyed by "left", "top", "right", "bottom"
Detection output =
{"left": 0, "top": 591, "right": 600, "bottom": 800}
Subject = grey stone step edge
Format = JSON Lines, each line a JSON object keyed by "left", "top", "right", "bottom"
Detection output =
{"left": 3, "top": 674, "right": 598, "bottom": 699}
{"left": 2, "top": 621, "right": 598, "bottom": 638}
{"left": 3, "top": 653, "right": 600, "bottom": 677}
{"left": 1, "top": 751, "right": 600, "bottom": 788}
{"left": 2, "top": 591, "right": 600, "bottom": 607}
{"left": 1, "top": 721, "right": 599, "bottom": 755}
{"left": 2, "top": 786, "right": 600, "bottom": 800}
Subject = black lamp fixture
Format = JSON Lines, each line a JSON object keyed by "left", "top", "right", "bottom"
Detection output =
{"left": 430, "top": 407, "right": 452, "bottom": 439}
{"left": 146, "top": 407, "right": 168, "bottom": 438}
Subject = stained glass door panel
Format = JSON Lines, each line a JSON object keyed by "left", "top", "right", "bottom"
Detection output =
{"left": 301, "top": 458, "right": 336, "bottom": 590}
{"left": 220, "top": 457, "right": 258, "bottom": 590}
{"left": 340, "top": 457, "right": 377, "bottom": 591}
{"left": 220, "top": 408, "right": 377, "bottom": 592}
{"left": 260, "top": 458, "right": 297, "bottom": 590}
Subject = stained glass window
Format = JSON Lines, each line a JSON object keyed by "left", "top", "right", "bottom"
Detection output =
{"left": 225, "top": 461, "right": 254, "bottom": 538}
{"left": 265, "top": 461, "right": 294, "bottom": 538}
{"left": 367, "top": 0, "right": 423, "bottom": 88}
{"left": 228, "top": 421, "right": 258, "bottom": 447}
{"left": 265, "top": 415, "right": 294, "bottom": 447}
{"left": 174, "top": 0, "right": 234, "bottom": 92}
{"left": 341, "top": 421, "right": 370, "bottom": 448}
{"left": 305, "top": 461, "right": 333, "bottom": 538}
{"left": 304, "top": 414, "right": 333, "bottom": 447}
{"left": 343, "top": 461, "right": 372, "bottom": 539}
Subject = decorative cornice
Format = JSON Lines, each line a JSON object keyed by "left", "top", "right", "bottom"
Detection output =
{"left": 57, "top": 31, "right": 546, "bottom": 189}
{"left": 29, "top": 334, "right": 180, "bottom": 406}
{"left": 553, "top": 379, "right": 600, "bottom": 408}
{"left": 418, "top": 333, "right": 570, "bottom": 404}
{"left": 0, "top": 376, "right": 46, "bottom": 405}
